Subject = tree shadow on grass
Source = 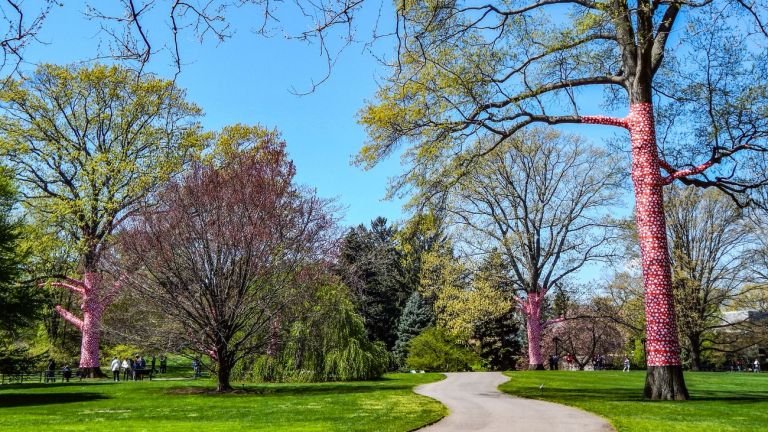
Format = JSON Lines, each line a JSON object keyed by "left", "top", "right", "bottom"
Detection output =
{"left": 0, "top": 381, "right": 115, "bottom": 390}
{"left": 514, "top": 386, "right": 768, "bottom": 404}
{"left": 0, "top": 392, "right": 108, "bottom": 408}
{"left": 167, "top": 381, "right": 412, "bottom": 397}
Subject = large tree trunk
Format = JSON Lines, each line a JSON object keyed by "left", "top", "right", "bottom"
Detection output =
{"left": 627, "top": 103, "right": 689, "bottom": 400}
{"left": 216, "top": 356, "right": 233, "bottom": 392}
{"left": 53, "top": 271, "right": 110, "bottom": 378}
{"left": 689, "top": 334, "right": 702, "bottom": 371}
{"left": 78, "top": 309, "right": 105, "bottom": 378}
{"left": 525, "top": 316, "right": 545, "bottom": 370}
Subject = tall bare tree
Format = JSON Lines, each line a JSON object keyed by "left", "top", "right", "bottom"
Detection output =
{"left": 666, "top": 186, "right": 755, "bottom": 370}
{"left": 443, "top": 128, "right": 622, "bottom": 369}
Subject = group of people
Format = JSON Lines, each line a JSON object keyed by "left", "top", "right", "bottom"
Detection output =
{"left": 729, "top": 359, "right": 762, "bottom": 373}
{"left": 547, "top": 353, "right": 627, "bottom": 371}
{"left": 44, "top": 359, "right": 73, "bottom": 383}
{"left": 109, "top": 354, "right": 168, "bottom": 381}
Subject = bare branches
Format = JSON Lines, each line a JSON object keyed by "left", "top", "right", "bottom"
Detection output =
{"left": 0, "top": 0, "right": 53, "bottom": 76}
{"left": 119, "top": 137, "right": 337, "bottom": 390}
{"left": 660, "top": 144, "right": 761, "bottom": 185}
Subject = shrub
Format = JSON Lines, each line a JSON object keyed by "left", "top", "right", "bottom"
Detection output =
{"left": 406, "top": 327, "right": 480, "bottom": 372}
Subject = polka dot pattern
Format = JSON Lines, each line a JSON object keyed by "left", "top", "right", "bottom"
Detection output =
{"left": 626, "top": 103, "right": 681, "bottom": 367}
{"left": 54, "top": 272, "right": 112, "bottom": 369}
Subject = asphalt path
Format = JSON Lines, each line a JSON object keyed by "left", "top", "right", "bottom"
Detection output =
{"left": 414, "top": 372, "right": 614, "bottom": 432}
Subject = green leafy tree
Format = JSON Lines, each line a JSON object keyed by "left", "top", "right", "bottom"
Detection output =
{"left": 251, "top": 281, "right": 390, "bottom": 382}
{"left": 394, "top": 291, "right": 435, "bottom": 363}
{"left": 0, "top": 168, "right": 39, "bottom": 337}
{"left": 472, "top": 307, "right": 522, "bottom": 372}
{"left": 0, "top": 64, "right": 204, "bottom": 376}
{"left": 406, "top": 327, "right": 480, "bottom": 372}
{"left": 358, "top": 0, "right": 768, "bottom": 400}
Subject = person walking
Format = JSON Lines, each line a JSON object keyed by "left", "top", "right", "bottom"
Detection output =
{"left": 622, "top": 356, "right": 630, "bottom": 372}
{"left": 754, "top": 359, "right": 761, "bottom": 373}
{"left": 45, "top": 358, "right": 56, "bottom": 383}
{"left": 150, "top": 355, "right": 156, "bottom": 375}
{"left": 110, "top": 357, "right": 121, "bottom": 381}
{"left": 159, "top": 355, "right": 167, "bottom": 374}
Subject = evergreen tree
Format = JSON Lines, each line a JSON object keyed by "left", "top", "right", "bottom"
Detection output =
{"left": 0, "top": 168, "right": 38, "bottom": 337}
{"left": 337, "top": 217, "right": 410, "bottom": 348}
{"left": 394, "top": 291, "right": 434, "bottom": 362}
{"left": 473, "top": 308, "right": 522, "bottom": 371}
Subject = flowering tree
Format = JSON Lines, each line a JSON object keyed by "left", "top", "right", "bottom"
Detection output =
{"left": 358, "top": 1, "right": 768, "bottom": 399}
{"left": 0, "top": 64, "right": 202, "bottom": 376}
{"left": 120, "top": 128, "right": 337, "bottom": 392}
{"left": 545, "top": 302, "right": 626, "bottom": 370}
{"left": 442, "top": 129, "right": 622, "bottom": 368}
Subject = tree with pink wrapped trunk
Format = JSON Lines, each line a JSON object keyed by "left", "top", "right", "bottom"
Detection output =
{"left": 0, "top": 64, "right": 202, "bottom": 377}
{"left": 442, "top": 129, "right": 622, "bottom": 369}
{"left": 359, "top": 1, "right": 768, "bottom": 400}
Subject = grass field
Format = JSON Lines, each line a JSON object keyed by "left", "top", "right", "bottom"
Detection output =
{"left": 500, "top": 370, "right": 768, "bottom": 432}
{"left": 0, "top": 373, "right": 446, "bottom": 431}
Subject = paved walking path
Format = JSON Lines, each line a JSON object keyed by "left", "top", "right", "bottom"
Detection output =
{"left": 414, "top": 372, "right": 614, "bottom": 432}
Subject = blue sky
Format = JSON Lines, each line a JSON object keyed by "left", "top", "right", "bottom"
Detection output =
{"left": 22, "top": 3, "right": 631, "bottom": 233}
{"left": 23, "top": 3, "right": 407, "bottom": 228}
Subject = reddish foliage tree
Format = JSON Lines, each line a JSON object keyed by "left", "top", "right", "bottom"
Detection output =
{"left": 545, "top": 303, "right": 626, "bottom": 370}
{"left": 120, "top": 136, "right": 337, "bottom": 392}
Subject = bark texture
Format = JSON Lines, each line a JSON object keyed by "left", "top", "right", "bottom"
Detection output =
{"left": 644, "top": 365, "right": 689, "bottom": 400}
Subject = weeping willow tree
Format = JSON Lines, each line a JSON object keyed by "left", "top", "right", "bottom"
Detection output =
{"left": 250, "top": 281, "right": 390, "bottom": 382}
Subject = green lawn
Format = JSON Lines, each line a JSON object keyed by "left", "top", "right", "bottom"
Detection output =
{"left": 0, "top": 373, "right": 446, "bottom": 431}
{"left": 500, "top": 370, "right": 768, "bottom": 432}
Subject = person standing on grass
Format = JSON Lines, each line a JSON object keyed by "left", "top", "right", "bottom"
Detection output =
{"left": 150, "top": 355, "right": 156, "bottom": 374}
{"left": 754, "top": 359, "right": 761, "bottom": 373}
{"left": 110, "top": 357, "right": 121, "bottom": 381}
{"left": 62, "top": 364, "right": 72, "bottom": 382}
{"left": 121, "top": 358, "right": 130, "bottom": 381}
{"left": 45, "top": 358, "right": 56, "bottom": 383}
{"left": 623, "top": 357, "right": 630, "bottom": 372}
{"left": 159, "top": 355, "right": 167, "bottom": 373}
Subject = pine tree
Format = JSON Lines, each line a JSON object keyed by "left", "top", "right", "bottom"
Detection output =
{"left": 473, "top": 308, "right": 522, "bottom": 371}
{"left": 0, "top": 169, "right": 40, "bottom": 339}
{"left": 394, "top": 291, "right": 435, "bottom": 362}
{"left": 337, "top": 217, "right": 410, "bottom": 348}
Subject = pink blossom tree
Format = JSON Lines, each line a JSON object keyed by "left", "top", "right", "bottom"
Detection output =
{"left": 0, "top": 64, "right": 202, "bottom": 376}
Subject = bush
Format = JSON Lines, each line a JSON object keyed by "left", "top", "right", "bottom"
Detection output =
{"left": 406, "top": 327, "right": 480, "bottom": 372}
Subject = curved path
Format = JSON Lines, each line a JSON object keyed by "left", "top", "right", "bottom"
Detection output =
{"left": 414, "top": 372, "right": 614, "bottom": 432}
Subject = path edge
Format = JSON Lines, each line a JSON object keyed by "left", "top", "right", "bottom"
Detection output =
{"left": 497, "top": 371, "right": 617, "bottom": 432}
{"left": 408, "top": 373, "right": 450, "bottom": 432}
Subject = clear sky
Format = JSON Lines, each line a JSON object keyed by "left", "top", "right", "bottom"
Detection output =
{"left": 20, "top": 3, "right": 629, "bottom": 234}
{"left": 21, "top": 3, "right": 410, "bottom": 228}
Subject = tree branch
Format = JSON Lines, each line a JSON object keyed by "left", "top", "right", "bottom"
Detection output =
{"left": 54, "top": 305, "right": 83, "bottom": 331}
